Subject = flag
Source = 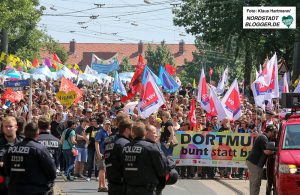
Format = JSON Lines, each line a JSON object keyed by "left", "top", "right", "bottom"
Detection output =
{"left": 294, "top": 79, "right": 300, "bottom": 93}
{"left": 142, "top": 66, "right": 161, "bottom": 86}
{"left": 137, "top": 69, "right": 165, "bottom": 118}
{"left": 158, "top": 66, "right": 180, "bottom": 93}
{"left": 255, "top": 69, "right": 259, "bottom": 79}
{"left": 0, "top": 52, "right": 6, "bottom": 62}
{"left": 165, "top": 63, "right": 176, "bottom": 76}
{"left": 283, "top": 72, "right": 289, "bottom": 93}
{"left": 216, "top": 67, "right": 229, "bottom": 94}
{"left": 197, "top": 68, "right": 210, "bottom": 112}
{"left": 60, "top": 77, "right": 82, "bottom": 103}
{"left": 188, "top": 99, "right": 196, "bottom": 130}
{"left": 121, "top": 55, "right": 145, "bottom": 102}
{"left": 84, "top": 65, "right": 97, "bottom": 75}
{"left": 74, "top": 64, "right": 82, "bottom": 74}
{"left": 53, "top": 53, "right": 62, "bottom": 64}
{"left": 32, "top": 58, "right": 39, "bottom": 67}
{"left": 259, "top": 64, "right": 262, "bottom": 74}
{"left": 26, "top": 59, "right": 32, "bottom": 68}
{"left": 113, "top": 71, "right": 127, "bottom": 96}
{"left": 251, "top": 53, "right": 279, "bottom": 106}
{"left": 209, "top": 67, "right": 213, "bottom": 77}
{"left": 208, "top": 88, "right": 227, "bottom": 121}
{"left": 2, "top": 88, "right": 24, "bottom": 103}
{"left": 43, "top": 58, "right": 53, "bottom": 69}
{"left": 222, "top": 79, "right": 242, "bottom": 120}
{"left": 192, "top": 79, "right": 196, "bottom": 89}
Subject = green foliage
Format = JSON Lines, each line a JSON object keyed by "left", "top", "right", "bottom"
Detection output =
{"left": 119, "top": 56, "right": 135, "bottom": 72}
{"left": 145, "top": 42, "right": 175, "bottom": 74}
{"left": 43, "top": 36, "right": 68, "bottom": 64}
{"left": 173, "top": 0, "right": 299, "bottom": 87}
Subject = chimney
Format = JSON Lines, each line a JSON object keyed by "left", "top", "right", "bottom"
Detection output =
{"left": 179, "top": 40, "right": 185, "bottom": 55}
{"left": 138, "top": 40, "right": 143, "bottom": 54}
{"left": 69, "top": 39, "right": 76, "bottom": 54}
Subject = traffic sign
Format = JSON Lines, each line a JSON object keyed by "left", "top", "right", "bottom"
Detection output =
{"left": 4, "top": 80, "right": 30, "bottom": 88}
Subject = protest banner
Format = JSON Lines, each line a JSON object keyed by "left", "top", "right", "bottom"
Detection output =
{"left": 56, "top": 91, "right": 77, "bottom": 108}
{"left": 172, "top": 131, "right": 256, "bottom": 168}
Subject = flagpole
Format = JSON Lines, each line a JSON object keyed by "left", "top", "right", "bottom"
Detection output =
{"left": 28, "top": 75, "right": 33, "bottom": 122}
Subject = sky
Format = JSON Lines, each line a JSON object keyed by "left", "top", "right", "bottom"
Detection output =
{"left": 39, "top": 0, "right": 195, "bottom": 44}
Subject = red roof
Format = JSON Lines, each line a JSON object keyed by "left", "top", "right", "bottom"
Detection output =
{"left": 41, "top": 41, "right": 196, "bottom": 69}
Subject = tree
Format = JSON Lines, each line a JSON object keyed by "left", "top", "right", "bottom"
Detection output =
{"left": 145, "top": 42, "right": 175, "bottom": 74}
{"left": 0, "top": 0, "right": 44, "bottom": 52}
{"left": 173, "top": 0, "right": 299, "bottom": 88}
{"left": 119, "top": 56, "right": 135, "bottom": 72}
{"left": 42, "top": 36, "right": 68, "bottom": 64}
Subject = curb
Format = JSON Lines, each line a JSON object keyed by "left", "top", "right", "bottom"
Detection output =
{"left": 215, "top": 178, "right": 245, "bottom": 195}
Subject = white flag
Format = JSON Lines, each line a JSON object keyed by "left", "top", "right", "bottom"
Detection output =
{"left": 208, "top": 88, "right": 227, "bottom": 121}
{"left": 138, "top": 71, "right": 165, "bottom": 118}
{"left": 216, "top": 67, "right": 229, "bottom": 94}
{"left": 84, "top": 65, "right": 97, "bottom": 75}
{"left": 251, "top": 53, "right": 279, "bottom": 106}
{"left": 222, "top": 79, "right": 242, "bottom": 120}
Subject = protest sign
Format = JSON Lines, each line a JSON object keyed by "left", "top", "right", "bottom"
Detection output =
{"left": 56, "top": 91, "right": 77, "bottom": 108}
{"left": 173, "top": 131, "right": 256, "bottom": 168}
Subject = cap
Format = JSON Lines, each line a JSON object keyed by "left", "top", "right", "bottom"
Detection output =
{"left": 265, "top": 125, "right": 276, "bottom": 132}
{"left": 166, "top": 169, "right": 179, "bottom": 185}
{"left": 156, "top": 118, "right": 162, "bottom": 123}
{"left": 104, "top": 120, "right": 111, "bottom": 125}
{"left": 86, "top": 108, "right": 93, "bottom": 113}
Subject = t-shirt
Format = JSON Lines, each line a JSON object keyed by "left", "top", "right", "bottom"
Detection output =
{"left": 75, "top": 126, "right": 86, "bottom": 148}
{"left": 95, "top": 128, "right": 109, "bottom": 154}
{"left": 62, "top": 128, "right": 76, "bottom": 150}
{"left": 160, "top": 120, "right": 173, "bottom": 143}
{"left": 85, "top": 126, "right": 99, "bottom": 150}
{"left": 246, "top": 133, "right": 268, "bottom": 167}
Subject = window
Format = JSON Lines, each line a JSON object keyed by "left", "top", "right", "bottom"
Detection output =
{"left": 283, "top": 124, "right": 300, "bottom": 149}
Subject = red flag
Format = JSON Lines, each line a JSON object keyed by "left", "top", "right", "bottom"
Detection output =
{"left": 188, "top": 99, "right": 197, "bottom": 130}
{"left": 121, "top": 55, "right": 145, "bottom": 102}
{"left": 60, "top": 77, "right": 82, "bottom": 103}
{"left": 32, "top": 58, "right": 39, "bottom": 67}
{"left": 53, "top": 53, "right": 62, "bottom": 64}
{"left": 209, "top": 67, "right": 213, "bottom": 77}
{"left": 2, "top": 88, "right": 24, "bottom": 103}
{"left": 165, "top": 64, "right": 176, "bottom": 76}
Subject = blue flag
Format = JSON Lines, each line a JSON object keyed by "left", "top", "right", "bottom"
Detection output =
{"left": 142, "top": 66, "right": 161, "bottom": 86}
{"left": 158, "top": 66, "right": 180, "bottom": 93}
{"left": 113, "top": 71, "right": 127, "bottom": 96}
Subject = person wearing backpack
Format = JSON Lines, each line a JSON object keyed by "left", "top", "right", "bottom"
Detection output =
{"left": 61, "top": 120, "right": 77, "bottom": 181}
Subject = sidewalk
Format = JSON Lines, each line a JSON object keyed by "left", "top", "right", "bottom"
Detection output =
{"left": 217, "top": 178, "right": 267, "bottom": 195}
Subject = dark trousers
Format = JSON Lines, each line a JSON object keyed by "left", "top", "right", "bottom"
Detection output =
{"left": 108, "top": 183, "right": 124, "bottom": 195}
{"left": 87, "top": 148, "right": 98, "bottom": 178}
{"left": 126, "top": 186, "right": 155, "bottom": 195}
{"left": 202, "top": 167, "right": 215, "bottom": 178}
{"left": 181, "top": 166, "right": 195, "bottom": 177}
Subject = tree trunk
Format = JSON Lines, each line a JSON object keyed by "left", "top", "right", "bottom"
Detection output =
{"left": 244, "top": 39, "right": 252, "bottom": 95}
{"left": 1, "top": 29, "right": 8, "bottom": 52}
{"left": 292, "top": 31, "right": 300, "bottom": 81}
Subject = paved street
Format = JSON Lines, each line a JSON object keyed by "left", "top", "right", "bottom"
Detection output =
{"left": 55, "top": 177, "right": 267, "bottom": 195}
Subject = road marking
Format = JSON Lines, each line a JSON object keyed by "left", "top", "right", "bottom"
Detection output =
{"left": 170, "top": 184, "right": 187, "bottom": 191}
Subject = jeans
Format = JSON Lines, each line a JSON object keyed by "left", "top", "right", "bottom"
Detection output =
{"left": 63, "top": 149, "right": 75, "bottom": 177}
{"left": 87, "top": 148, "right": 98, "bottom": 178}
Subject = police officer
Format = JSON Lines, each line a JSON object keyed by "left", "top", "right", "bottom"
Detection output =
{"left": 4, "top": 122, "right": 56, "bottom": 195}
{"left": 122, "top": 122, "right": 166, "bottom": 195}
{"left": 104, "top": 118, "right": 132, "bottom": 195}
{"left": 145, "top": 125, "right": 178, "bottom": 195}
{"left": 37, "top": 117, "right": 61, "bottom": 172}
{"left": 0, "top": 116, "right": 23, "bottom": 195}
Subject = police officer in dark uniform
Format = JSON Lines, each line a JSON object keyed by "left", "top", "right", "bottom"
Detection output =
{"left": 122, "top": 122, "right": 166, "bottom": 195}
{"left": 37, "top": 117, "right": 61, "bottom": 172}
{"left": 0, "top": 116, "right": 23, "bottom": 195}
{"left": 4, "top": 122, "right": 56, "bottom": 195}
{"left": 104, "top": 118, "right": 132, "bottom": 195}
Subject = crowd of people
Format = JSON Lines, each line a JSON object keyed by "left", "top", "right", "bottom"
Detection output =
{"left": 0, "top": 76, "right": 282, "bottom": 194}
